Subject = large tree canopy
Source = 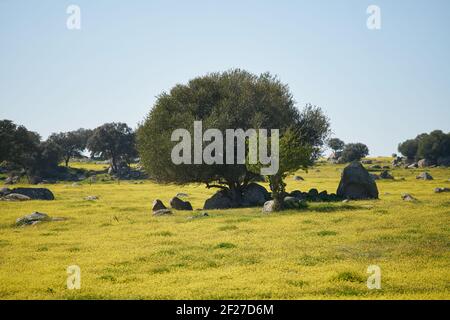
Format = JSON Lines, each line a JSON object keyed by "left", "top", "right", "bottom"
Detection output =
{"left": 137, "top": 69, "right": 330, "bottom": 198}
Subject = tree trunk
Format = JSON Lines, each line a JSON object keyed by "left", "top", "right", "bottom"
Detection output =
{"left": 269, "top": 174, "right": 286, "bottom": 211}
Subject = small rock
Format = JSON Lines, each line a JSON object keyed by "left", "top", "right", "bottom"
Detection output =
{"left": 401, "top": 193, "right": 417, "bottom": 201}
{"left": 3, "top": 193, "right": 31, "bottom": 201}
{"left": 380, "top": 170, "right": 394, "bottom": 179}
{"left": 85, "top": 195, "right": 99, "bottom": 201}
{"left": 434, "top": 187, "right": 450, "bottom": 193}
{"left": 15, "top": 212, "right": 65, "bottom": 226}
{"left": 262, "top": 200, "right": 275, "bottom": 213}
{"left": 152, "top": 199, "right": 167, "bottom": 212}
{"left": 342, "top": 199, "right": 350, "bottom": 203}
{"left": 176, "top": 192, "right": 189, "bottom": 198}
{"left": 416, "top": 172, "right": 433, "bottom": 180}
{"left": 293, "top": 176, "right": 304, "bottom": 181}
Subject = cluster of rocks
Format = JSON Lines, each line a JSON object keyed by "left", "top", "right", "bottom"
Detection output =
{"left": 394, "top": 156, "right": 450, "bottom": 169}
{"left": 152, "top": 196, "right": 193, "bottom": 215}
{"left": 0, "top": 187, "right": 55, "bottom": 201}
{"left": 15, "top": 212, "right": 65, "bottom": 227}
{"left": 203, "top": 183, "right": 271, "bottom": 210}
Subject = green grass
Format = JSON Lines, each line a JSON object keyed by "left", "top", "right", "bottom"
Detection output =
{"left": 0, "top": 158, "right": 449, "bottom": 299}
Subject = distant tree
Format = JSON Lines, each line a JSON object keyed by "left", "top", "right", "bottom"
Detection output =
{"left": 87, "top": 123, "right": 137, "bottom": 172}
{"left": 327, "top": 138, "right": 345, "bottom": 153}
{"left": 48, "top": 128, "right": 92, "bottom": 166}
{"left": 0, "top": 119, "right": 41, "bottom": 169}
{"left": 398, "top": 139, "right": 419, "bottom": 160}
{"left": 398, "top": 130, "right": 450, "bottom": 162}
{"left": 0, "top": 119, "right": 63, "bottom": 181}
{"left": 340, "top": 143, "right": 369, "bottom": 162}
{"left": 137, "top": 70, "right": 330, "bottom": 204}
{"left": 416, "top": 130, "right": 450, "bottom": 162}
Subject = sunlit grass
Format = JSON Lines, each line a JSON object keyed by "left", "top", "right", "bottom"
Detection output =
{"left": 0, "top": 158, "right": 449, "bottom": 299}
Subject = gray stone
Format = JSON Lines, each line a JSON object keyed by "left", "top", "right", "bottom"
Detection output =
{"left": 418, "top": 159, "right": 432, "bottom": 168}
{"left": 262, "top": 200, "right": 275, "bottom": 213}
{"left": 416, "top": 172, "right": 433, "bottom": 180}
{"left": 401, "top": 193, "right": 416, "bottom": 201}
{"left": 0, "top": 187, "right": 11, "bottom": 196}
{"left": 4, "top": 176, "right": 19, "bottom": 185}
{"left": 434, "top": 187, "right": 450, "bottom": 193}
{"left": 293, "top": 176, "right": 304, "bottom": 181}
{"left": 170, "top": 196, "right": 193, "bottom": 210}
{"left": 85, "top": 195, "right": 99, "bottom": 201}
{"left": 152, "top": 199, "right": 167, "bottom": 212}
{"left": 204, "top": 190, "right": 234, "bottom": 210}
{"left": 242, "top": 183, "right": 270, "bottom": 206}
{"left": 9, "top": 188, "right": 54, "bottom": 200}
{"left": 337, "top": 161, "right": 379, "bottom": 200}
{"left": 379, "top": 170, "right": 394, "bottom": 179}
{"left": 3, "top": 193, "right": 31, "bottom": 201}
{"left": 15, "top": 212, "right": 65, "bottom": 226}
{"left": 176, "top": 192, "right": 189, "bottom": 198}
{"left": 407, "top": 163, "right": 418, "bottom": 169}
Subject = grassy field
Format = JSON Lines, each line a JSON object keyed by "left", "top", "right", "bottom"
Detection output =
{"left": 0, "top": 158, "right": 449, "bottom": 299}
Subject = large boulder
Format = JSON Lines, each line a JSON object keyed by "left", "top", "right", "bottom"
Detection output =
{"left": 169, "top": 197, "right": 193, "bottom": 211}
{"left": 336, "top": 161, "right": 379, "bottom": 200}
{"left": 241, "top": 183, "right": 270, "bottom": 206}
{"left": 15, "top": 212, "right": 65, "bottom": 226}
{"left": 203, "top": 190, "right": 235, "bottom": 210}
{"left": 10, "top": 188, "right": 54, "bottom": 200}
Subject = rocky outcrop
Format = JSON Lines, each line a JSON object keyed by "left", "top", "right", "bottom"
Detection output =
{"left": 336, "top": 161, "right": 379, "bottom": 200}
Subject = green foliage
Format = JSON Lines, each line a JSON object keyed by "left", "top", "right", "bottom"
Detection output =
{"left": 48, "top": 128, "right": 92, "bottom": 166}
{"left": 0, "top": 119, "right": 41, "bottom": 168}
{"left": 340, "top": 143, "right": 369, "bottom": 162}
{"left": 327, "top": 138, "right": 345, "bottom": 152}
{"left": 137, "top": 70, "right": 330, "bottom": 202}
{"left": 398, "top": 130, "right": 450, "bottom": 162}
{"left": 87, "top": 123, "right": 137, "bottom": 171}
{"left": 398, "top": 139, "right": 418, "bottom": 160}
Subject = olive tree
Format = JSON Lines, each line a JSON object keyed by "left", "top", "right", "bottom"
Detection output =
{"left": 137, "top": 70, "right": 330, "bottom": 205}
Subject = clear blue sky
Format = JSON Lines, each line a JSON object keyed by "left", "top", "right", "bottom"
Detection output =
{"left": 1, "top": 0, "right": 449, "bottom": 156}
